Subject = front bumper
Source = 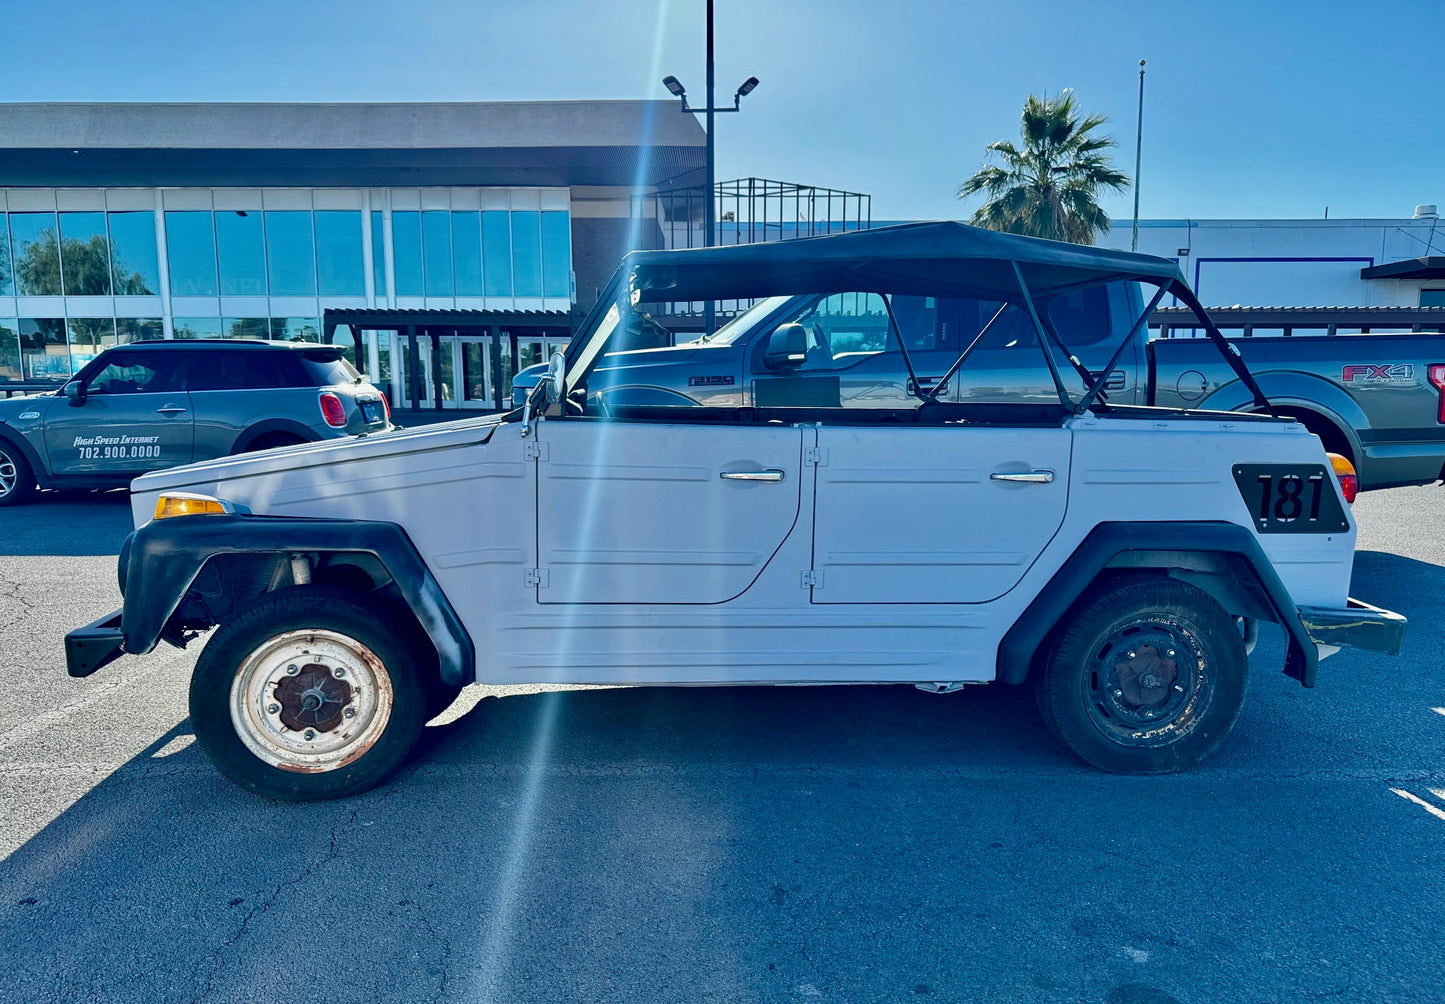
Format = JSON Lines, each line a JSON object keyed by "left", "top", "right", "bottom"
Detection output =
{"left": 65, "top": 608, "right": 126, "bottom": 678}
{"left": 1298, "top": 598, "right": 1407, "bottom": 657}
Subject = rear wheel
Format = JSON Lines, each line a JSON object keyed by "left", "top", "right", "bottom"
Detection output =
{"left": 189, "top": 586, "right": 428, "bottom": 800}
{"left": 1035, "top": 575, "right": 1248, "bottom": 773}
{"left": 0, "top": 443, "right": 37, "bottom": 507}
{"left": 239, "top": 432, "right": 307, "bottom": 453}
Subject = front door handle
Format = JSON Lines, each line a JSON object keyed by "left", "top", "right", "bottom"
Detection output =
{"left": 155, "top": 406, "right": 188, "bottom": 416}
{"left": 721, "top": 469, "right": 786, "bottom": 482}
{"left": 990, "top": 470, "right": 1054, "bottom": 484}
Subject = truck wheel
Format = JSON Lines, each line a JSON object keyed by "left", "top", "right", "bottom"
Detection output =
{"left": 1035, "top": 575, "right": 1247, "bottom": 773}
{"left": 0, "top": 443, "right": 37, "bottom": 506}
{"left": 189, "top": 585, "right": 428, "bottom": 801}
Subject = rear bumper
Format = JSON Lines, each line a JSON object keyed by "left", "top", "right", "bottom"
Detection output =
{"left": 1298, "top": 598, "right": 1407, "bottom": 656}
{"left": 65, "top": 608, "right": 126, "bottom": 678}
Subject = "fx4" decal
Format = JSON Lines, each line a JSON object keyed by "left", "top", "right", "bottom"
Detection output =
{"left": 1342, "top": 363, "right": 1414, "bottom": 383}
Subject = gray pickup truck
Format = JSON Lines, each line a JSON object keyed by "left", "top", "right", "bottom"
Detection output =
{"left": 514, "top": 280, "right": 1445, "bottom": 490}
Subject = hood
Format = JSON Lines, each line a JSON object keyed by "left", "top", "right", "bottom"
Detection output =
{"left": 129, "top": 413, "right": 509, "bottom": 497}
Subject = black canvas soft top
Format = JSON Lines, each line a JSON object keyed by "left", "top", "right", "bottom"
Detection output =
{"left": 625, "top": 220, "right": 1186, "bottom": 302}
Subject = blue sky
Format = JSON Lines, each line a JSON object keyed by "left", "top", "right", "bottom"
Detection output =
{"left": 6, "top": 0, "right": 1441, "bottom": 223}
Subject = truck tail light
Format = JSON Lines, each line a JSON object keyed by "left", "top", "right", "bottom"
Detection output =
{"left": 1428, "top": 363, "right": 1445, "bottom": 423}
{"left": 319, "top": 392, "right": 348, "bottom": 428}
{"left": 380, "top": 393, "right": 391, "bottom": 422}
{"left": 1328, "top": 452, "right": 1358, "bottom": 504}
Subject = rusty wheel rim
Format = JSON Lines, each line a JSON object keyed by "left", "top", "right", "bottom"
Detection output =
{"left": 1082, "top": 620, "right": 1209, "bottom": 749}
{"left": 229, "top": 629, "right": 393, "bottom": 773}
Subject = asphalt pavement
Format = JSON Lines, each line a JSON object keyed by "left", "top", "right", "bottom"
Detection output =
{"left": 1, "top": 485, "right": 1443, "bottom": 1003}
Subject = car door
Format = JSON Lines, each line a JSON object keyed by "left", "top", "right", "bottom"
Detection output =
{"left": 534, "top": 418, "right": 804, "bottom": 604}
{"left": 809, "top": 425, "right": 1071, "bottom": 603}
{"left": 42, "top": 349, "right": 193, "bottom": 476}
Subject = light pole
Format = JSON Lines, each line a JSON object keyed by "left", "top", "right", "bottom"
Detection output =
{"left": 663, "top": 0, "right": 759, "bottom": 334}
{"left": 1131, "top": 59, "right": 1145, "bottom": 253}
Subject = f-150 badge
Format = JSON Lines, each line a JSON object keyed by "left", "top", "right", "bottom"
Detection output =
{"left": 1342, "top": 363, "right": 1413, "bottom": 383}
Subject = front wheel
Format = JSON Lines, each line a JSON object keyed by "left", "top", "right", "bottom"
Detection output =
{"left": 0, "top": 442, "right": 37, "bottom": 506}
{"left": 189, "top": 586, "right": 428, "bottom": 800}
{"left": 1035, "top": 575, "right": 1248, "bottom": 773}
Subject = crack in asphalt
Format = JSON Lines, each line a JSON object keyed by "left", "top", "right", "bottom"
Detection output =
{"left": 0, "top": 573, "right": 36, "bottom": 632}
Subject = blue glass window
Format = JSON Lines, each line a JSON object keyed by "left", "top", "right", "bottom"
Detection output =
{"left": 270, "top": 316, "right": 319, "bottom": 342}
{"left": 482, "top": 211, "right": 512, "bottom": 296}
{"left": 0, "top": 221, "right": 11, "bottom": 295}
{"left": 164, "top": 212, "right": 218, "bottom": 296}
{"left": 58, "top": 212, "right": 112, "bottom": 295}
{"left": 223, "top": 317, "right": 270, "bottom": 340}
{"left": 392, "top": 212, "right": 423, "bottom": 296}
{"left": 19, "top": 318, "right": 70, "bottom": 380}
{"left": 371, "top": 211, "right": 386, "bottom": 298}
{"left": 215, "top": 211, "right": 266, "bottom": 296}
{"left": 68, "top": 317, "right": 117, "bottom": 366}
{"left": 541, "top": 211, "right": 571, "bottom": 298}
{"left": 11, "top": 213, "right": 63, "bottom": 296}
{"left": 264, "top": 212, "right": 316, "bottom": 296}
{"left": 315, "top": 211, "right": 363, "bottom": 295}
{"left": 172, "top": 317, "right": 223, "bottom": 339}
{"left": 452, "top": 212, "right": 483, "bottom": 296}
{"left": 0, "top": 319, "right": 19, "bottom": 380}
{"left": 511, "top": 211, "right": 542, "bottom": 297}
{"left": 116, "top": 317, "right": 163, "bottom": 343}
{"left": 107, "top": 212, "right": 159, "bottom": 295}
{"left": 422, "top": 211, "right": 453, "bottom": 296}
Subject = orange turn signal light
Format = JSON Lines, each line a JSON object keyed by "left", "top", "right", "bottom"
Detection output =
{"left": 1327, "top": 453, "right": 1358, "bottom": 505}
{"left": 154, "top": 493, "right": 234, "bottom": 520}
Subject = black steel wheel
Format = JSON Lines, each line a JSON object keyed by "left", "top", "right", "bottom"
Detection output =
{"left": 189, "top": 585, "right": 428, "bottom": 801}
{"left": 0, "top": 442, "right": 37, "bottom": 507}
{"left": 1035, "top": 574, "right": 1248, "bottom": 773}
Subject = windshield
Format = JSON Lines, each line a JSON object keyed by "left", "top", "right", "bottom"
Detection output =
{"left": 682, "top": 296, "right": 793, "bottom": 347}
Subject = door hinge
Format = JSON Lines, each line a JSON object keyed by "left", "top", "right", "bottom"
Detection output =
{"left": 524, "top": 441, "right": 549, "bottom": 461}
{"left": 804, "top": 446, "right": 828, "bottom": 466}
{"left": 525, "top": 568, "right": 550, "bottom": 588}
{"left": 800, "top": 570, "right": 822, "bottom": 588}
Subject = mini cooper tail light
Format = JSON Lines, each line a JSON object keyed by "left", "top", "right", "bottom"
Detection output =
{"left": 319, "top": 391, "right": 348, "bottom": 428}
{"left": 154, "top": 493, "right": 235, "bottom": 520}
{"left": 1327, "top": 452, "right": 1358, "bottom": 504}
{"left": 1428, "top": 364, "right": 1445, "bottom": 423}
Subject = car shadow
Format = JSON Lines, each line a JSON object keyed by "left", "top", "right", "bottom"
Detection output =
{"left": 1, "top": 489, "right": 134, "bottom": 557}
{"left": 0, "top": 681, "right": 1069, "bottom": 1001}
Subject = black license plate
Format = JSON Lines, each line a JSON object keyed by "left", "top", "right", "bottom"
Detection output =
{"left": 1232, "top": 464, "right": 1349, "bottom": 534}
{"left": 360, "top": 400, "right": 382, "bottom": 423}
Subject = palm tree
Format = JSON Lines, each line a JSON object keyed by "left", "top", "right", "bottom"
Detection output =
{"left": 958, "top": 91, "right": 1131, "bottom": 245}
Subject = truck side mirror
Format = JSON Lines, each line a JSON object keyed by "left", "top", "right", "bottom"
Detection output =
{"left": 63, "top": 380, "right": 87, "bottom": 407}
{"left": 763, "top": 323, "right": 808, "bottom": 371}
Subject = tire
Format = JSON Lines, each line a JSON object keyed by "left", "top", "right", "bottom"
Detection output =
{"left": 189, "top": 585, "right": 428, "bottom": 801}
{"left": 239, "top": 432, "right": 307, "bottom": 454}
{"left": 0, "top": 442, "right": 37, "bottom": 507}
{"left": 1034, "top": 574, "right": 1248, "bottom": 774}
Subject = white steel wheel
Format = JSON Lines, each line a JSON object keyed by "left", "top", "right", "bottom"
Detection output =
{"left": 229, "top": 629, "right": 394, "bottom": 773}
{"left": 190, "top": 585, "right": 428, "bottom": 801}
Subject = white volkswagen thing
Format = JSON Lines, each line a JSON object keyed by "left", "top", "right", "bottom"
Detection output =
{"left": 66, "top": 223, "right": 1406, "bottom": 800}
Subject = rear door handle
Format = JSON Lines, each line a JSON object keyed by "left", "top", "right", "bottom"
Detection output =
{"left": 721, "top": 469, "right": 785, "bottom": 482}
{"left": 156, "top": 406, "right": 188, "bottom": 416}
{"left": 990, "top": 470, "right": 1054, "bottom": 484}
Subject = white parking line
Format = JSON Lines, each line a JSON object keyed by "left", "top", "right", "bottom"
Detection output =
{"left": 1390, "top": 787, "right": 1445, "bottom": 822}
{"left": 0, "top": 661, "right": 168, "bottom": 753}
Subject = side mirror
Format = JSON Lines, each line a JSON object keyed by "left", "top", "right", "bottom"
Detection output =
{"left": 544, "top": 349, "right": 565, "bottom": 405}
{"left": 63, "top": 380, "right": 86, "bottom": 407}
{"left": 763, "top": 323, "right": 808, "bottom": 371}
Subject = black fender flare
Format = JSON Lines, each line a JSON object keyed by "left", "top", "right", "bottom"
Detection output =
{"left": 231, "top": 419, "right": 320, "bottom": 453}
{"left": 0, "top": 424, "right": 52, "bottom": 487}
{"left": 997, "top": 521, "right": 1319, "bottom": 687}
{"left": 121, "top": 514, "right": 475, "bottom": 686}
